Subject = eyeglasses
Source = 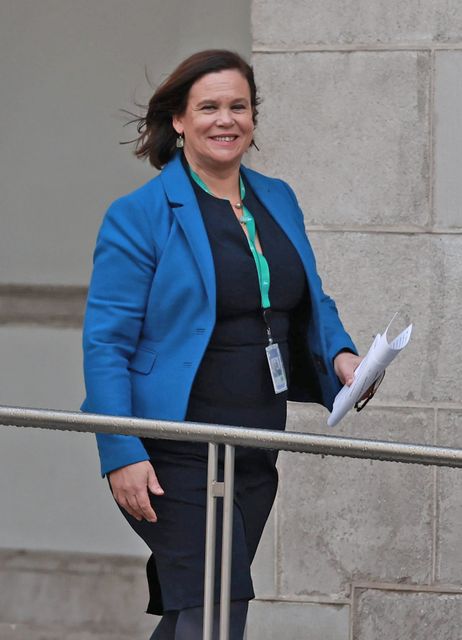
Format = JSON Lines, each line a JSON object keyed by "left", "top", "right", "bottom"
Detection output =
{"left": 354, "top": 370, "right": 386, "bottom": 412}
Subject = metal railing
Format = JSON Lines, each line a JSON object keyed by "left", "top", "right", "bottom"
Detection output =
{"left": 2, "top": 404, "right": 462, "bottom": 640}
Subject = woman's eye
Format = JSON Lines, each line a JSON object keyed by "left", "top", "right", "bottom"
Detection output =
{"left": 232, "top": 104, "right": 246, "bottom": 111}
{"left": 201, "top": 105, "right": 216, "bottom": 111}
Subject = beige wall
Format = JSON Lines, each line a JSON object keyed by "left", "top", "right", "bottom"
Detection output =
{"left": 0, "top": 0, "right": 251, "bottom": 285}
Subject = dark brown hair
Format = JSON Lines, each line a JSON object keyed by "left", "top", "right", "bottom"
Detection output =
{"left": 130, "top": 50, "right": 260, "bottom": 169}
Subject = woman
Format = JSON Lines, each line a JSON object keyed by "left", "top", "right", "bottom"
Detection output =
{"left": 82, "top": 49, "right": 360, "bottom": 640}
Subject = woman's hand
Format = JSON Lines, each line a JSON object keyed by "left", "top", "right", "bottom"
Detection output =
{"left": 333, "top": 351, "right": 363, "bottom": 386}
{"left": 108, "top": 461, "right": 164, "bottom": 523}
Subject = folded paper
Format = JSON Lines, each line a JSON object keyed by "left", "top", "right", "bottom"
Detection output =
{"left": 328, "top": 315, "right": 413, "bottom": 427}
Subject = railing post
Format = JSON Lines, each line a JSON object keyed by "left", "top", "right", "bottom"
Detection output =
{"left": 219, "top": 444, "right": 235, "bottom": 640}
{"left": 204, "top": 442, "right": 219, "bottom": 640}
{"left": 203, "top": 443, "right": 236, "bottom": 640}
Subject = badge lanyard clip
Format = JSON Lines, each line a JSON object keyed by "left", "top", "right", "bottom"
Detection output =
{"left": 263, "top": 308, "right": 273, "bottom": 345}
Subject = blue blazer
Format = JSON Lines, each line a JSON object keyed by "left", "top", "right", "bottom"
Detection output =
{"left": 82, "top": 152, "right": 356, "bottom": 476}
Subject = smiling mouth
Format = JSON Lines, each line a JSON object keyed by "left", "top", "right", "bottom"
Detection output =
{"left": 210, "top": 135, "right": 238, "bottom": 142}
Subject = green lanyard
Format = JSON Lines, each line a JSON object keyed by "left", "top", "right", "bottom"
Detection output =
{"left": 189, "top": 167, "right": 271, "bottom": 310}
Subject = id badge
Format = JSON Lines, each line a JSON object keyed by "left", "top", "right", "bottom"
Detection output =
{"left": 265, "top": 342, "right": 288, "bottom": 394}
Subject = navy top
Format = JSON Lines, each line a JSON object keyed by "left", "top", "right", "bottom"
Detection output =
{"left": 184, "top": 162, "right": 309, "bottom": 431}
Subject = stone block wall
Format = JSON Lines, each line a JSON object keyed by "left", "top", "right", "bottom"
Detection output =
{"left": 248, "top": 2, "right": 462, "bottom": 638}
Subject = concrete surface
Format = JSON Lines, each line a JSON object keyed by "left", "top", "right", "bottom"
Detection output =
{"left": 247, "top": 600, "right": 349, "bottom": 640}
{"left": 305, "top": 233, "right": 462, "bottom": 405}
{"left": 434, "top": 52, "right": 462, "bottom": 229}
{"left": 354, "top": 589, "right": 462, "bottom": 640}
{"left": 0, "top": 550, "right": 154, "bottom": 639}
{"left": 436, "top": 410, "right": 462, "bottom": 584}
{"left": 280, "top": 405, "right": 434, "bottom": 597}
{"left": 253, "top": 0, "right": 462, "bottom": 47}
{"left": 251, "top": 505, "right": 277, "bottom": 597}
{"left": 249, "top": 1, "right": 462, "bottom": 626}
{"left": 250, "top": 51, "right": 431, "bottom": 229}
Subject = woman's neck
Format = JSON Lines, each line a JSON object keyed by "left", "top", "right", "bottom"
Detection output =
{"left": 184, "top": 152, "right": 241, "bottom": 200}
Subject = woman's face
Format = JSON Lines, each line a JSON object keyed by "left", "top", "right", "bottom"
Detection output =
{"left": 172, "top": 69, "right": 254, "bottom": 173}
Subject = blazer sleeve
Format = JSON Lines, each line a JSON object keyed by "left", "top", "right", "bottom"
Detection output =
{"left": 82, "top": 194, "right": 157, "bottom": 476}
{"left": 279, "top": 179, "right": 358, "bottom": 365}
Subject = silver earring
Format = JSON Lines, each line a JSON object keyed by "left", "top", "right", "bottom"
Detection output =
{"left": 176, "top": 134, "right": 184, "bottom": 148}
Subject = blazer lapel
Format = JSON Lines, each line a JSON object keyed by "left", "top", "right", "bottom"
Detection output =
{"left": 241, "top": 166, "right": 313, "bottom": 274}
{"left": 160, "top": 153, "right": 216, "bottom": 311}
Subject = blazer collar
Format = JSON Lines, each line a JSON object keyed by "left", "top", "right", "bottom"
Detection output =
{"left": 159, "top": 153, "right": 216, "bottom": 312}
{"left": 159, "top": 151, "right": 198, "bottom": 207}
{"left": 240, "top": 165, "right": 308, "bottom": 263}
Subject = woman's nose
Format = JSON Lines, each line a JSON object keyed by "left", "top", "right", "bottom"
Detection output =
{"left": 216, "top": 109, "right": 234, "bottom": 126}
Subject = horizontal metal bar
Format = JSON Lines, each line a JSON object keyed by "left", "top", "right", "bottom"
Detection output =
{"left": 1, "top": 404, "right": 462, "bottom": 468}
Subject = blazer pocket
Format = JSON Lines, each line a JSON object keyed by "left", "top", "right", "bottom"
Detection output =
{"left": 128, "top": 347, "right": 157, "bottom": 375}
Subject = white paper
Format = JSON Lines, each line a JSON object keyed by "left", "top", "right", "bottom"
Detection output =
{"left": 327, "top": 314, "right": 413, "bottom": 427}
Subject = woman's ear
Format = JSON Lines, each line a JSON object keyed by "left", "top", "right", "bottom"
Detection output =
{"left": 172, "top": 114, "right": 183, "bottom": 135}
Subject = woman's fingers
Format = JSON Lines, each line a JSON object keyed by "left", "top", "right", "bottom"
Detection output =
{"left": 109, "top": 460, "right": 162, "bottom": 523}
{"left": 135, "top": 491, "right": 158, "bottom": 523}
{"left": 111, "top": 487, "right": 142, "bottom": 521}
{"left": 124, "top": 493, "right": 145, "bottom": 521}
{"left": 117, "top": 486, "right": 157, "bottom": 523}
{"left": 147, "top": 465, "right": 165, "bottom": 496}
